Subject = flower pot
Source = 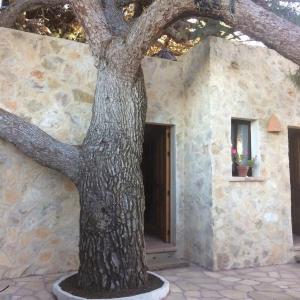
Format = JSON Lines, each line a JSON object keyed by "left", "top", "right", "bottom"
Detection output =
{"left": 237, "top": 165, "right": 249, "bottom": 177}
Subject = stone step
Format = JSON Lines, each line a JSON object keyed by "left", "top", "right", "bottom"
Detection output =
{"left": 294, "top": 244, "right": 300, "bottom": 251}
{"left": 147, "top": 257, "right": 189, "bottom": 271}
{"left": 146, "top": 250, "right": 189, "bottom": 271}
{"left": 145, "top": 243, "right": 189, "bottom": 271}
{"left": 146, "top": 249, "right": 177, "bottom": 261}
{"left": 146, "top": 245, "right": 177, "bottom": 254}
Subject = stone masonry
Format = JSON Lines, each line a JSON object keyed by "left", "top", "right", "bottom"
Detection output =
{"left": 0, "top": 27, "right": 299, "bottom": 279}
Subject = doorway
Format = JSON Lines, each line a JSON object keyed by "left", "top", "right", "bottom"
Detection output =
{"left": 141, "top": 124, "right": 172, "bottom": 246}
{"left": 288, "top": 128, "right": 300, "bottom": 246}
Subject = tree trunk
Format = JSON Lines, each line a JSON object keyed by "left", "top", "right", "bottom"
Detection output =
{"left": 77, "top": 65, "right": 147, "bottom": 291}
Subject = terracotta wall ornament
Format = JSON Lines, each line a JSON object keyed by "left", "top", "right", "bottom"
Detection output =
{"left": 267, "top": 114, "right": 282, "bottom": 132}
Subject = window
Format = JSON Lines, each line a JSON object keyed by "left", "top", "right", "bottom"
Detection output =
{"left": 231, "top": 119, "right": 252, "bottom": 176}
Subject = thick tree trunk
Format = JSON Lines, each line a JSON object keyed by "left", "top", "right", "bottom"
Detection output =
{"left": 77, "top": 65, "right": 147, "bottom": 291}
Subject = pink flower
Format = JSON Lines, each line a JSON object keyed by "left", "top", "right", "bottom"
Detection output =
{"left": 231, "top": 148, "right": 237, "bottom": 155}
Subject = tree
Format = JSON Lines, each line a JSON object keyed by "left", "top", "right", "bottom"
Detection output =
{"left": 3, "top": 1, "right": 300, "bottom": 55}
{"left": 2, "top": 1, "right": 299, "bottom": 55}
{"left": 0, "top": 0, "right": 300, "bottom": 294}
{"left": 253, "top": 0, "right": 300, "bottom": 26}
{"left": 1, "top": 1, "right": 237, "bottom": 55}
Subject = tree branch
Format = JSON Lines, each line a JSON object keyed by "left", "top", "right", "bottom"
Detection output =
{"left": 0, "top": 0, "right": 67, "bottom": 28}
{"left": 251, "top": 0, "right": 269, "bottom": 10}
{"left": 102, "top": 0, "right": 129, "bottom": 36}
{"left": 236, "top": 0, "right": 300, "bottom": 65}
{"left": 127, "top": 0, "right": 300, "bottom": 66}
{"left": 126, "top": 0, "right": 199, "bottom": 60}
{"left": 0, "top": 108, "right": 80, "bottom": 183}
{"left": 71, "top": 0, "right": 112, "bottom": 60}
{"left": 163, "top": 20, "right": 194, "bottom": 43}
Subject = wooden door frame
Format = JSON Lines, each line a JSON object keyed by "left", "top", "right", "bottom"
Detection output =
{"left": 288, "top": 127, "right": 300, "bottom": 239}
{"left": 145, "top": 122, "right": 176, "bottom": 245}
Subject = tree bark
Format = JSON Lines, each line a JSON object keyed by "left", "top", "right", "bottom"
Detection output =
{"left": 128, "top": 0, "right": 300, "bottom": 66}
{"left": 101, "top": 0, "right": 129, "bottom": 36}
{"left": 0, "top": 108, "right": 80, "bottom": 182}
{"left": 232, "top": 0, "right": 300, "bottom": 66}
{"left": 77, "top": 65, "right": 147, "bottom": 291}
{"left": 71, "top": 0, "right": 112, "bottom": 60}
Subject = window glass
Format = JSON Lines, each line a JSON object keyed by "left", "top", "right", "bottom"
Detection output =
{"left": 231, "top": 119, "right": 251, "bottom": 176}
{"left": 236, "top": 124, "right": 250, "bottom": 165}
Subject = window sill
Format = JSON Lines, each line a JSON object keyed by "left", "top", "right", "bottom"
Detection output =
{"left": 228, "top": 177, "right": 266, "bottom": 182}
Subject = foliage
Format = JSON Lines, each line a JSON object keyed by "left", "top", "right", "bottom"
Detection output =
{"left": 14, "top": 4, "right": 85, "bottom": 42}
{"left": 194, "top": 0, "right": 240, "bottom": 19}
{"left": 3, "top": 0, "right": 300, "bottom": 56}
{"left": 232, "top": 148, "right": 256, "bottom": 167}
{"left": 289, "top": 68, "right": 300, "bottom": 90}
{"left": 266, "top": 0, "right": 300, "bottom": 26}
{"left": 147, "top": 18, "right": 236, "bottom": 56}
{"left": 3, "top": 0, "right": 237, "bottom": 55}
{"left": 247, "top": 158, "right": 256, "bottom": 168}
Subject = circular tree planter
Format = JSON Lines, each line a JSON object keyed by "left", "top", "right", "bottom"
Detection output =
{"left": 53, "top": 272, "right": 169, "bottom": 300}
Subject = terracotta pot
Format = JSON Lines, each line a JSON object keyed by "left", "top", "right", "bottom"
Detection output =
{"left": 237, "top": 165, "right": 249, "bottom": 177}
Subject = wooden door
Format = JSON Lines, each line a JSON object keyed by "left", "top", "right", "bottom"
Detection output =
{"left": 160, "top": 126, "right": 171, "bottom": 242}
{"left": 288, "top": 129, "right": 300, "bottom": 235}
{"left": 142, "top": 124, "right": 171, "bottom": 242}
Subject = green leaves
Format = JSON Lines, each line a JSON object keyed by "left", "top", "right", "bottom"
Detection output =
{"left": 267, "top": 0, "right": 300, "bottom": 26}
{"left": 289, "top": 68, "right": 300, "bottom": 90}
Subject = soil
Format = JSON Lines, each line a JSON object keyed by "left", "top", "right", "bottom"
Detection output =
{"left": 59, "top": 273, "right": 164, "bottom": 299}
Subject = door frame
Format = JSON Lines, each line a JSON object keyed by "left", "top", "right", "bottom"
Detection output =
{"left": 145, "top": 122, "right": 176, "bottom": 245}
{"left": 288, "top": 127, "right": 300, "bottom": 240}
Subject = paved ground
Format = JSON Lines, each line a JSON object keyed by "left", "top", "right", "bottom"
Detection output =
{"left": 0, "top": 263, "right": 299, "bottom": 299}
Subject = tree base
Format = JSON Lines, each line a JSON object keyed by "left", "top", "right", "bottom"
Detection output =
{"left": 52, "top": 272, "right": 169, "bottom": 300}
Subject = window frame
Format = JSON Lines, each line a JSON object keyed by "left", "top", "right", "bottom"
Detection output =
{"left": 231, "top": 119, "right": 252, "bottom": 177}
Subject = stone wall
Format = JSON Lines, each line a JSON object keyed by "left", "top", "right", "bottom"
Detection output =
{"left": 181, "top": 40, "right": 214, "bottom": 269}
{"left": 0, "top": 28, "right": 185, "bottom": 279}
{"left": 208, "top": 38, "right": 298, "bottom": 270}
{"left": 142, "top": 58, "right": 186, "bottom": 255}
{"left": 179, "top": 37, "right": 298, "bottom": 270}
{"left": 0, "top": 28, "right": 96, "bottom": 279}
{"left": 1, "top": 26, "right": 299, "bottom": 278}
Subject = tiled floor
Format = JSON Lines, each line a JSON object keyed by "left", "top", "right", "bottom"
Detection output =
{"left": 0, "top": 263, "right": 300, "bottom": 299}
{"left": 162, "top": 263, "right": 300, "bottom": 300}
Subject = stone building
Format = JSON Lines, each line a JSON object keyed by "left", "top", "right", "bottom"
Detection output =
{"left": 0, "top": 26, "right": 299, "bottom": 279}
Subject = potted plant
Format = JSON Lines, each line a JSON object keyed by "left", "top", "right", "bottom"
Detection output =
{"left": 232, "top": 148, "right": 256, "bottom": 177}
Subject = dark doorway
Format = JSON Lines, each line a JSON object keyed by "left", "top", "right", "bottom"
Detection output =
{"left": 141, "top": 124, "right": 171, "bottom": 243}
{"left": 288, "top": 128, "right": 300, "bottom": 241}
